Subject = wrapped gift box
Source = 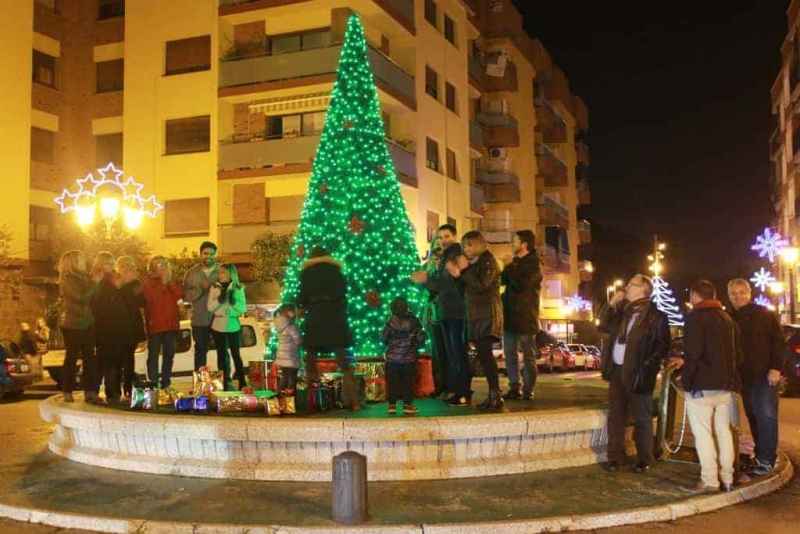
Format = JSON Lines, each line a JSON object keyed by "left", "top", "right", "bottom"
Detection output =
{"left": 321, "top": 372, "right": 366, "bottom": 408}
{"left": 353, "top": 361, "right": 387, "bottom": 402}
{"left": 130, "top": 381, "right": 157, "bottom": 411}
{"left": 413, "top": 356, "right": 435, "bottom": 398}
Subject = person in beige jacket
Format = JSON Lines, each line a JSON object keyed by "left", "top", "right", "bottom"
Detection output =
{"left": 207, "top": 264, "right": 247, "bottom": 391}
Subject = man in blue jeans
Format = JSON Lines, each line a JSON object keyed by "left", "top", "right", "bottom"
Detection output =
{"left": 728, "top": 278, "right": 784, "bottom": 476}
{"left": 500, "top": 230, "right": 543, "bottom": 401}
{"left": 183, "top": 241, "right": 219, "bottom": 370}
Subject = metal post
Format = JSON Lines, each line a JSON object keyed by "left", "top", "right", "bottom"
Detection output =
{"left": 655, "top": 369, "right": 672, "bottom": 460}
{"left": 332, "top": 451, "right": 368, "bottom": 525}
{"left": 790, "top": 268, "right": 796, "bottom": 324}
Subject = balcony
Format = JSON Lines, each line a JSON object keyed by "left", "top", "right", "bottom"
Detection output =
{"left": 544, "top": 113, "right": 568, "bottom": 144}
{"left": 219, "top": 44, "right": 415, "bottom": 109}
{"left": 386, "top": 138, "right": 418, "bottom": 188}
{"left": 468, "top": 54, "right": 484, "bottom": 90}
{"left": 793, "top": 128, "right": 800, "bottom": 164}
{"left": 576, "top": 141, "right": 590, "bottom": 165}
{"left": 771, "top": 129, "right": 783, "bottom": 158}
{"left": 578, "top": 260, "right": 594, "bottom": 282}
{"left": 535, "top": 144, "right": 568, "bottom": 187}
{"left": 537, "top": 244, "right": 569, "bottom": 274}
{"left": 578, "top": 219, "right": 592, "bottom": 245}
{"left": 478, "top": 170, "right": 520, "bottom": 203}
{"left": 469, "top": 121, "right": 484, "bottom": 153}
{"left": 470, "top": 182, "right": 485, "bottom": 216}
{"left": 577, "top": 179, "right": 591, "bottom": 205}
{"left": 476, "top": 112, "right": 520, "bottom": 148}
{"left": 219, "top": 221, "right": 298, "bottom": 255}
{"left": 484, "top": 55, "right": 518, "bottom": 93}
{"left": 534, "top": 96, "right": 555, "bottom": 132}
{"left": 537, "top": 194, "right": 569, "bottom": 226}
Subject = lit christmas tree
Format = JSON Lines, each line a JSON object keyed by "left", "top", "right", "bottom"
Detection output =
{"left": 275, "top": 14, "right": 424, "bottom": 356}
{"left": 651, "top": 275, "right": 684, "bottom": 327}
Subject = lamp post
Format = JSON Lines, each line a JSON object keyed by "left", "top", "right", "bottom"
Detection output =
{"left": 769, "top": 281, "right": 785, "bottom": 311}
{"left": 781, "top": 247, "right": 799, "bottom": 324}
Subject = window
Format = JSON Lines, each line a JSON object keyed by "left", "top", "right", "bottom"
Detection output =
{"left": 32, "top": 50, "right": 56, "bottom": 88}
{"left": 446, "top": 148, "right": 458, "bottom": 181}
{"left": 425, "top": 66, "right": 438, "bottom": 99}
{"left": 444, "top": 15, "right": 456, "bottom": 45}
{"left": 29, "top": 206, "right": 53, "bottom": 243}
{"left": 270, "top": 29, "right": 331, "bottom": 54}
{"left": 166, "top": 36, "right": 211, "bottom": 75}
{"left": 164, "top": 198, "right": 210, "bottom": 236}
{"left": 96, "top": 59, "right": 124, "bottom": 93}
{"left": 426, "top": 137, "right": 440, "bottom": 172}
{"left": 445, "top": 82, "right": 457, "bottom": 113}
{"left": 30, "top": 127, "right": 55, "bottom": 164}
{"left": 426, "top": 210, "right": 440, "bottom": 242}
{"left": 165, "top": 116, "right": 210, "bottom": 155}
{"left": 424, "top": 0, "right": 437, "bottom": 28}
{"left": 267, "top": 111, "right": 326, "bottom": 138}
{"left": 95, "top": 133, "right": 123, "bottom": 167}
{"left": 98, "top": 0, "right": 124, "bottom": 20}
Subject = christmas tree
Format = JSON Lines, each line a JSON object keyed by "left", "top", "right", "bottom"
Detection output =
{"left": 275, "top": 14, "right": 424, "bottom": 356}
{"left": 652, "top": 275, "right": 684, "bottom": 327}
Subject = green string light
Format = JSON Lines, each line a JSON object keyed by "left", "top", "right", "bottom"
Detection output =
{"left": 270, "top": 14, "right": 425, "bottom": 357}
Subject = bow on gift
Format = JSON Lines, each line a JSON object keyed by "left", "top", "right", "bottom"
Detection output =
{"left": 249, "top": 370, "right": 264, "bottom": 384}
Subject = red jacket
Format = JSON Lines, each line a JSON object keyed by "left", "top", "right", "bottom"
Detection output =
{"left": 143, "top": 277, "right": 185, "bottom": 335}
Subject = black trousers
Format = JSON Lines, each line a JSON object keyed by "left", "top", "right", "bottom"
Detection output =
{"left": 475, "top": 336, "right": 500, "bottom": 391}
{"left": 278, "top": 367, "right": 299, "bottom": 392}
{"left": 427, "top": 321, "right": 450, "bottom": 394}
{"left": 60, "top": 327, "right": 95, "bottom": 394}
{"left": 120, "top": 343, "right": 137, "bottom": 396}
{"left": 387, "top": 361, "right": 416, "bottom": 404}
{"left": 211, "top": 330, "right": 246, "bottom": 390}
{"left": 607, "top": 364, "right": 655, "bottom": 464}
{"left": 97, "top": 341, "right": 126, "bottom": 399}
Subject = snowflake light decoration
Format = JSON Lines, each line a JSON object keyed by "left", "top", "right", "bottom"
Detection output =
{"left": 565, "top": 295, "right": 592, "bottom": 312}
{"left": 750, "top": 267, "right": 776, "bottom": 292}
{"left": 751, "top": 228, "right": 788, "bottom": 263}
{"left": 753, "top": 294, "right": 772, "bottom": 308}
{"left": 55, "top": 163, "right": 162, "bottom": 231}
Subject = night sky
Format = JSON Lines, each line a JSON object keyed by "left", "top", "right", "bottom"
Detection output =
{"left": 515, "top": 0, "right": 787, "bottom": 301}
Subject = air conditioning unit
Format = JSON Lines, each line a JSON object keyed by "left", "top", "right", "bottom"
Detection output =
{"left": 486, "top": 99, "right": 509, "bottom": 115}
{"left": 486, "top": 49, "right": 509, "bottom": 78}
{"left": 489, "top": 147, "right": 507, "bottom": 159}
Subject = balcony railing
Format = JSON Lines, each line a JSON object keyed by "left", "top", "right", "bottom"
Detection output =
{"left": 479, "top": 171, "right": 521, "bottom": 203}
{"left": 218, "top": 221, "right": 299, "bottom": 254}
{"left": 220, "top": 0, "right": 415, "bottom": 30}
{"left": 577, "top": 163, "right": 589, "bottom": 182}
{"left": 578, "top": 219, "right": 592, "bottom": 244}
{"left": 470, "top": 182, "right": 485, "bottom": 215}
{"left": 578, "top": 260, "right": 594, "bottom": 281}
{"left": 535, "top": 144, "right": 568, "bottom": 187}
{"left": 537, "top": 194, "right": 569, "bottom": 226}
{"left": 576, "top": 140, "right": 590, "bottom": 165}
{"left": 476, "top": 112, "right": 520, "bottom": 148}
{"left": 386, "top": 138, "right": 417, "bottom": 187}
{"left": 484, "top": 55, "right": 518, "bottom": 93}
{"left": 534, "top": 96, "right": 555, "bottom": 132}
{"left": 544, "top": 113, "right": 568, "bottom": 144}
{"left": 577, "top": 179, "right": 591, "bottom": 205}
{"left": 219, "top": 43, "right": 415, "bottom": 106}
{"left": 469, "top": 121, "right": 484, "bottom": 150}
{"left": 537, "top": 243, "right": 569, "bottom": 273}
{"left": 468, "top": 54, "right": 484, "bottom": 88}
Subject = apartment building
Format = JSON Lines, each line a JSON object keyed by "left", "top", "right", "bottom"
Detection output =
{"left": 770, "top": 0, "right": 800, "bottom": 319}
{"left": 3, "top": 0, "right": 592, "bottom": 332}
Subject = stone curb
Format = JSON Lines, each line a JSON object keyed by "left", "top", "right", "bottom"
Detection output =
{"left": 0, "top": 453, "right": 792, "bottom": 533}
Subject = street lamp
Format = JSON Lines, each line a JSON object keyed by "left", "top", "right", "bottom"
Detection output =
{"left": 769, "top": 281, "right": 785, "bottom": 310}
{"left": 781, "top": 247, "right": 799, "bottom": 323}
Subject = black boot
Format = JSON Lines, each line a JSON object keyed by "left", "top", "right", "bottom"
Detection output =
{"left": 502, "top": 383, "right": 522, "bottom": 400}
{"left": 477, "top": 388, "right": 504, "bottom": 413}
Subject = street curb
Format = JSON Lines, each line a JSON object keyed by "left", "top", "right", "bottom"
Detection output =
{"left": 0, "top": 452, "right": 793, "bottom": 533}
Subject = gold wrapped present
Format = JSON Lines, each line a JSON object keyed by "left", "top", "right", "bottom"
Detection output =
{"left": 157, "top": 387, "right": 183, "bottom": 406}
{"left": 278, "top": 395, "right": 296, "bottom": 415}
{"left": 215, "top": 393, "right": 262, "bottom": 413}
{"left": 265, "top": 397, "right": 281, "bottom": 416}
{"left": 353, "top": 361, "right": 386, "bottom": 402}
{"left": 193, "top": 367, "right": 224, "bottom": 400}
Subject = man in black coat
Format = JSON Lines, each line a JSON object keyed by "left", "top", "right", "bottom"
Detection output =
{"left": 598, "top": 274, "right": 671, "bottom": 474}
{"left": 678, "top": 279, "right": 742, "bottom": 494}
{"left": 116, "top": 256, "right": 146, "bottom": 399}
{"left": 500, "top": 229, "right": 543, "bottom": 401}
{"left": 727, "top": 278, "right": 783, "bottom": 476}
{"left": 297, "top": 247, "right": 359, "bottom": 410}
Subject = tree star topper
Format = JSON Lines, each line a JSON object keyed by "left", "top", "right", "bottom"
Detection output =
{"left": 750, "top": 267, "right": 776, "bottom": 292}
{"left": 751, "top": 228, "right": 788, "bottom": 263}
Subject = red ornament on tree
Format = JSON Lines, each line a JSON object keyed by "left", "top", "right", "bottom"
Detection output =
{"left": 376, "top": 164, "right": 386, "bottom": 175}
{"left": 365, "top": 291, "right": 381, "bottom": 308}
{"left": 319, "top": 183, "right": 329, "bottom": 195}
{"left": 348, "top": 214, "right": 365, "bottom": 235}
{"left": 297, "top": 244, "right": 305, "bottom": 258}
{"left": 343, "top": 119, "right": 355, "bottom": 129}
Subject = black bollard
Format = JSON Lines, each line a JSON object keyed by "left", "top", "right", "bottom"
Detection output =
{"left": 332, "top": 451, "right": 368, "bottom": 525}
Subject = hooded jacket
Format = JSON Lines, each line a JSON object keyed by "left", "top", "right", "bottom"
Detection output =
{"left": 381, "top": 313, "right": 425, "bottom": 364}
{"left": 274, "top": 314, "right": 302, "bottom": 368}
{"left": 297, "top": 255, "right": 352, "bottom": 348}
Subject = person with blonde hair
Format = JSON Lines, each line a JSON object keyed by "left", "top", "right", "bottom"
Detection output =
{"left": 446, "top": 230, "right": 504, "bottom": 412}
{"left": 57, "top": 250, "right": 100, "bottom": 403}
{"left": 207, "top": 263, "right": 247, "bottom": 390}
{"left": 143, "top": 255, "right": 184, "bottom": 389}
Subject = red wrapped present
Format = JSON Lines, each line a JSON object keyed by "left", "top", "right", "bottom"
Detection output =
{"left": 414, "top": 357, "right": 435, "bottom": 398}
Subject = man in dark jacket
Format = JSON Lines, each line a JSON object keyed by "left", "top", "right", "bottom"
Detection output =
{"left": 679, "top": 279, "right": 742, "bottom": 494}
{"left": 598, "top": 274, "right": 670, "bottom": 474}
{"left": 501, "top": 229, "right": 543, "bottom": 401}
{"left": 727, "top": 278, "right": 783, "bottom": 476}
{"left": 297, "top": 247, "right": 359, "bottom": 410}
{"left": 116, "top": 256, "right": 146, "bottom": 399}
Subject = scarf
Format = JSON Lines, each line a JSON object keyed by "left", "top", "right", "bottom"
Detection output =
{"left": 694, "top": 299, "right": 723, "bottom": 311}
{"left": 617, "top": 298, "right": 649, "bottom": 344}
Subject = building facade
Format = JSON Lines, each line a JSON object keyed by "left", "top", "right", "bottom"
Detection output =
{"left": 3, "top": 0, "right": 593, "bottom": 337}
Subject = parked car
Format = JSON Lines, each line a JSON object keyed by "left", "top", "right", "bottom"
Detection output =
{"left": 551, "top": 343, "right": 576, "bottom": 372}
{"left": 780, "top": 325, "right": 800, "bottom": 397}
{"left": 567, "top": 344, "right": 591, "bottom": 370}
{"left": 44, "top": 318, "right": 267, "bottom": 388}
{"left": 0, "top": 340, "right": 36, "bottom": 400}
{"left": 586, "top": 345, "right": 602, "bottom": 370}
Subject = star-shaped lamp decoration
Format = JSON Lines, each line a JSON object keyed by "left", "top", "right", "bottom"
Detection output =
{"left": 54, "top": 162, "right": 162, "bottom": 235}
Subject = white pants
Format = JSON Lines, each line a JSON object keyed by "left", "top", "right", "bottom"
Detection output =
{"left": 686, "top": 390, "right": 735, "bottom": 487}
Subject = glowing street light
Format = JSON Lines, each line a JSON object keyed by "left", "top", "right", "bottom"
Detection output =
{"left": 55, "top": 163, "right": 162, "bottom": 237}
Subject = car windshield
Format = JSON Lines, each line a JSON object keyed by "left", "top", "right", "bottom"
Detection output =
{"left": 568, "top": 345, "right": 581, "bottom": 352}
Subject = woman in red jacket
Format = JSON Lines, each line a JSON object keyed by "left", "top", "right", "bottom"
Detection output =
{"left": 143, "top": 255, "right": 184, "bottom": 389}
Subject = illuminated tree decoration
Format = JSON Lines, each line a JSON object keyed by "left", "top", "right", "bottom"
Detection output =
{"left": 751, "top": 228, "right": 788, "bottom": 263}
{"left": 566, "top": 294, "right": 591, "bottom": 312}
{"left": 652, "top": 275, "right": 684, "bottom": 327}
{"left": 750, "top": 267, "right": 776, "bottom": 293}
{"left": 274, "top": 15, "right": 424, "bottom": 356}
{"left": 54, "top": 162, "right": 162, "bottom": 231}
{"left": 753, "top": 294, "right": 772, "bottom": 308}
